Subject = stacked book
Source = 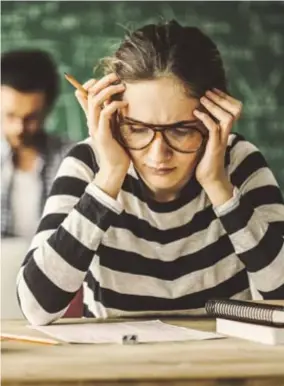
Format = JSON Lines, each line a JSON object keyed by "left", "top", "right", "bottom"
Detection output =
{"left": 205, "top": 299, "right": 284, "bottom": 345}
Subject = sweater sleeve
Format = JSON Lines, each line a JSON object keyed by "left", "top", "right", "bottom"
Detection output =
{"left": 16, "top": 140, "right": 123, "bottom": 325}
{"left": 213, "top": 134, "right": 284, "bottom": 299}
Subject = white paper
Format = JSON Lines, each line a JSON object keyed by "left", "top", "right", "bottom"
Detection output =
{"left": 30, "top": 320, "right": 223, "bottom": 344}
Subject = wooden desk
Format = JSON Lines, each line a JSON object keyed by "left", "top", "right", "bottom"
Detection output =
{"left": 2, "top": 318, "right": 284, "bottom": 386}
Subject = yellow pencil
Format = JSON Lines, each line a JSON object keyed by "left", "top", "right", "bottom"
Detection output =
{"left": 1, "top": 333, "right": 60, "bottom": 345}
{"left": 64, "top": 72, "right": 88, "bottom": 98}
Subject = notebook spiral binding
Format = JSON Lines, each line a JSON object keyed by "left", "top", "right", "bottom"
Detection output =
{"left": 205, "top": 299, "right": 284, "bottom": 326}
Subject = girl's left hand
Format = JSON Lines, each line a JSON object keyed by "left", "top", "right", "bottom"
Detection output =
{"left": 193, "top": 89, "right": 243, "bottom": 189}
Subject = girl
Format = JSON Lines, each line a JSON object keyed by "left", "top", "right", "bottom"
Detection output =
{"left": 17, "top": 20, "right": 284, "bottom": 325}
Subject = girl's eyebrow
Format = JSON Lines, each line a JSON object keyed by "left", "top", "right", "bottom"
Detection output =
{"left": 122, "top": 115, "right": 199, "bottom": 127}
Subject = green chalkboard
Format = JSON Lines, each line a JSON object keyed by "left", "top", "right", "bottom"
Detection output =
{"left": 1, "top": 1, "right": 284, "bottom": 190}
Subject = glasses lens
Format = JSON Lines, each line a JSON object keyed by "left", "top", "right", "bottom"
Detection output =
{"left": 119, "top": 123, "right": 154, "bottom": 149}
{"left": 164, "top": 126, "right": 203, "bottom": 152}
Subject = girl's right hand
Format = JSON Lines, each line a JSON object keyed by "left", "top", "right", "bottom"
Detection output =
{"left": 75, "top": 73, "right": 130, "bottom": 178}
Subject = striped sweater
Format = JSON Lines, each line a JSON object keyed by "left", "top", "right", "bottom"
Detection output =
{"left": 17, "top": 132, "right": 284, "bottom": 325}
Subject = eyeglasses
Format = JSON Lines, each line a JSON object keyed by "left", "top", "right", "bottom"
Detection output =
{"left": 115, "top": 115, "right": 208, "bottom": 154}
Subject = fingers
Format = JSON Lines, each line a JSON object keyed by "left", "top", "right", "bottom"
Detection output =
{"left": 87, "top": 83, "right": 125, "bottom": 130}
{"left": 90, "top": 83, "right": 125, "bottom": 107}
{"left": 75, "top": 73, "right": 125, "bottom": 134}
{"left": 92, "top": 100, "right": 128, "bottom": 138}
{"left": 88, "top": 100, "right": 128, "bottom": 137}
{"left": 200, "top": 96, "right": 234, "bottom": 133}
{"left": 83, "top": 78, "right": 97, "bottom": 90}
{"left": 207, "top": 89, "right": 243, "bottom": 119}
{"left": 99, "top": 100, "right": 128, "bottom": 129}
{"left": 213, "top": 88, "right": 242, "bottom": 108}
{"left": 75, "top": 79, "right": 96, "bottom": 116}
{"left": 199, "top": 89, "right": 243, "bottom": 143}
{"left": 88, "top": 73, "right": 119, "bottom": 96}
{"left": 76, "top": 92, "right": 87, "bottom": 116}
{"left": 193, "top": 109, "right": 220, "bottom": 149}
{"left": 74, "top": 72, "right": 120, "bottom": 114}
{"left": 75, "top": 78, "right": 96, "bottom": 99}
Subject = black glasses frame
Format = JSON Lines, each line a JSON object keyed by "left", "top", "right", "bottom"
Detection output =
{"left": 115, "top": 116, "right": 209, "bottom": 154}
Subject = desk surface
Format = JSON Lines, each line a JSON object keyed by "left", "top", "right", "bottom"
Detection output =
{"left": 2, "top": 317, "right": 284, "bottom": 386}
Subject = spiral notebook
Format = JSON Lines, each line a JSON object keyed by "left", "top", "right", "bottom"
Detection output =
{"left": 205, "top": 299, "right": 284, "bottom": 345}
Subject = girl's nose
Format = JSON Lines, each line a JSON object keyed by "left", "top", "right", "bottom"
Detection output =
{"left": 146, "top": 132, "right": 172, "bottom": 162}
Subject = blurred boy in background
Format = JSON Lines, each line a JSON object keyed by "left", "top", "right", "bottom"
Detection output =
{"left": 1, "top": 49, "right": 73, "bottom": 238}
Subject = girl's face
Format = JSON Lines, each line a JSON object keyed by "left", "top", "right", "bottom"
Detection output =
{"left": 120, "top": 77, "right": 203, "bottom": 202}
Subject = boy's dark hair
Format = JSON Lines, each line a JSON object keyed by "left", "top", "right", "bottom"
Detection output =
{"left": 101, "top": 20, "right": 228, "bottom": 98}
{"left": 1, "top": 49, "right": 59, "bottom": 111}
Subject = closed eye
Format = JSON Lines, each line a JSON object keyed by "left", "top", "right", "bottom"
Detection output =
{"left": 128, "top": 125, "right": 150, "bottom": 134}
{"left": 169, "top": 127, "right": 198, "bottom": 136}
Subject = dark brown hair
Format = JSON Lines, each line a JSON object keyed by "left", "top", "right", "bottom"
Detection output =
{"left": 100, "top": 20, "right": 228, "bottom": 98}
{"left": 1, "top": 49, "right": 59, "bottom": 111}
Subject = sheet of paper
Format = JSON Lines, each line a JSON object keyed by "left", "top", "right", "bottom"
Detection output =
{"left": 30, "top": 320, "right": 224, "bottom": 344}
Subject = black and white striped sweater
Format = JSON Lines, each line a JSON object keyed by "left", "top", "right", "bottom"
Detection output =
{"left": 17, "top": 132, "right": 284, "bottom": 325}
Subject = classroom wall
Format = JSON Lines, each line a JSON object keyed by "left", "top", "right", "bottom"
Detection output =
{"left": 1, "top": 1, "right": 284, "bottom": 191}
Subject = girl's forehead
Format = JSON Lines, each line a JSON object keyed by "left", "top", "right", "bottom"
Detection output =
{"left": 122, "top": 79, "right": 199, "bottom": 124}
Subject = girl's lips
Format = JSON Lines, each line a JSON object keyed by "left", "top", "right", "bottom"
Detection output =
{"left": 147, "top": 166, "right": 176, "bottom": 175}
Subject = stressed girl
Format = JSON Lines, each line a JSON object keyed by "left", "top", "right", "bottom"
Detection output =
{"left": 17, "top": 20, "right": 284, "bottom": 325}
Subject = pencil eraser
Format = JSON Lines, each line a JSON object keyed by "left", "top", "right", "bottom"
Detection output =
{"left": 122, "top": 334, "right": 138, "bottom": 344}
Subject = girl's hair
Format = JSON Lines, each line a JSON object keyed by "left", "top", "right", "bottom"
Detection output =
{"left": 100, "top": 19, "right": 228, "bottom": 98}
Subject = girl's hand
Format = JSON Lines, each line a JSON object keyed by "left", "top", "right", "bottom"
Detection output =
{"left": 193, "top": 89, "right": 242, "bottom": 190}
{"left": 75, "top": 73, "right": 130, "bottom": 177}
